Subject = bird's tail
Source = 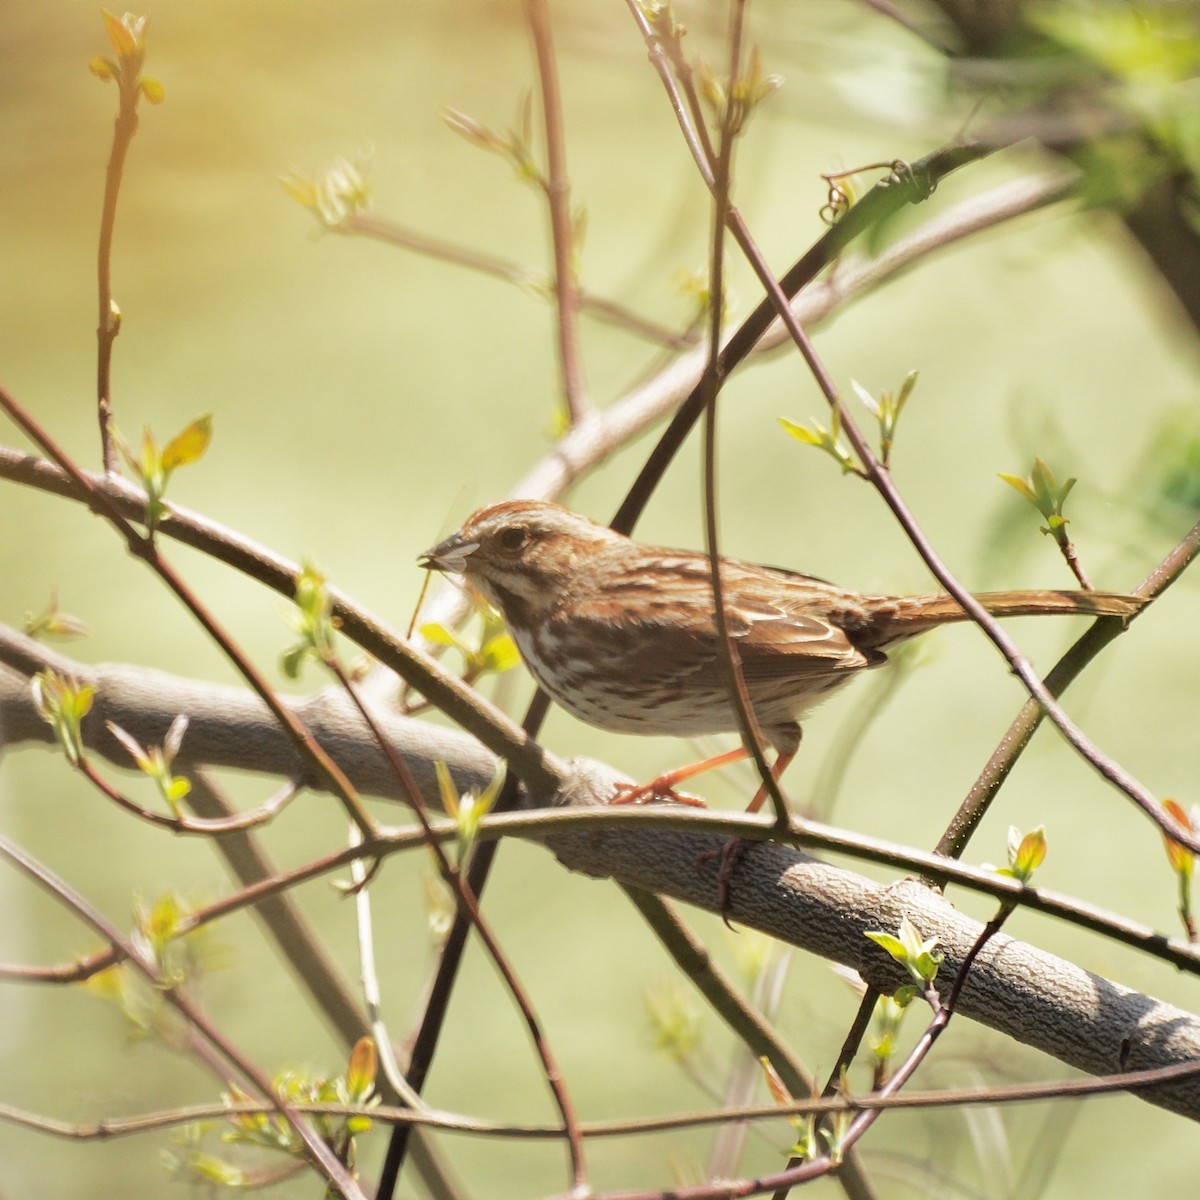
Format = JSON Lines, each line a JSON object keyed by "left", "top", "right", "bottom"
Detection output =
{"left": 859, "top": 589, "right": 1144, "bottom": 648}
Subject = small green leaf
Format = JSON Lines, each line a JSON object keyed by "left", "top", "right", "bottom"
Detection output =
{"left": 1000, "top": 457, "right": 1079, "bottom": 548}
{"left": 166, "top": 777, "right": 191, "bottom": 803}
{"left": 869, "top": 993, "right": 907, "bottom": 1062}
{"left": 441, "top": 107, "right": 504, "bottom": 152}
{"left": 111, "top": 424, "right": 140, "bottom": 477}
{"left": 997, "top": 473, "right": 1035, "bottom": 503}
{"left": 418, "top": 622, "right": 463, "bottom": 649}
{"left": 107, "top": 721, "right": 152, "bottom": 773}
{"left": 435, "top": 760, "right": 460, "bottom": 820}
{"left": 995, "top": 823, "right": 1050, "bottom": 887}
{"left": 423, "top": 613, "right": 520, "bottom": 682}
{"left": 161, "top": 414, "right": 212, "bottom": 472}
{"left": 279, "top": 642, "right": 308, "bottom": 680}
{"left": 1012, "top": 826, "right": 1048, "bottom": 877}
{"left": 850, "top": 378, "right": 880, "bottom": 416}
{"left": 1163, "top": 799, "right": 1195, "bottom": 877}
{"left": 138, "top": 76, "right": 165, "bottom": 104}
{"left": 866, "top": 915, "right": 942, "bottom": 987}
{"left": 895, "top": 369, "right": 919, "bottom": 410}
{"left": 851, "top": 370, "right": 918, "bottom": 466}
{"left": 280, "top": 170, "right": 318, "bottom": 209}
{"left": 779, "top": 417, "right": 824, "bottom": 447}
{"left": 644, "top": 981, "right": 702, "bottom": 1061}
{"left": 183, "top": 1151, "right": 248, "bottom": 1187}
{"left": 864, "top": 930, "right": 907, "bottom": 961}
{"left": 779, "top": 415, "right": 860, "bottom": 475}
{"left": 444, "top": 763, "right": 506, "bottom": 866}
{"left": 346, "top": 1036, "right": 377, "bottom": 1101}
{"left": 695, "top": 54, "right": 726, "bottom": 116}
{"left": 280, "top": 157, "right": 371, "bottom": 227}
{"left": 163, "top": 714, "right": 188, "bottom": 766}
{"left": 422, "top": 866, "right": 455, "bottom": 944}
{"left": 759, "top": 1055, "right": 792, "bottom": 1108}
{"left": 32, "top": 669, "right": 94, "bottom": 765}
{"left": 481, "top": 630, "right": 520, "bottom": 673}
{"left": 107, "top": 716, "right": 191, "bottom": 814}
{"left": 281, "top": 561, "right": 338, "bottom": 677}
{"left": 101, "top": 9, "right": 142, "bottom": 60}
{"left": 24, "top": 593, "right": 89, "bottom": 642}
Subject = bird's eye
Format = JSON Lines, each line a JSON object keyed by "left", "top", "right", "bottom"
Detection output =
{"left": 497, "top": 526, "right": 528, "bottom": 553}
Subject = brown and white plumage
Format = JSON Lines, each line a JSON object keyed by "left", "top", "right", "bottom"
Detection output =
{"left": 420, "top": 500, "right": 1142, "bottom": 761}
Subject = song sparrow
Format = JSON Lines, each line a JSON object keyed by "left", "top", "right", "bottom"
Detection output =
{"left": 420, "top": 500, "right": 1142, "bottom": 803}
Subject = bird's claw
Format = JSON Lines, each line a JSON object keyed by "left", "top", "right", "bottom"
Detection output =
{"left": 609, "top": 781, "right": 707, "bottom": 808}
{"left": 696, "top": 837, "right": 746, "bottom": 926}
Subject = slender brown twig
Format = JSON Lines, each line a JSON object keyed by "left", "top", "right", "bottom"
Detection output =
{"left": 342, "top": 212, "right": 695, "bottom": 349}
{"left": 936, "top": 515, "right": 1200, "bottom": 859}
{"left": 0, "top": 831, "right": 368, "bottom": 1199}
{"left": 579, "top": 914, "right": 1017, "bottom": 1200}
{"left": 0, "top": 441, "right": 562, "bottom": 800}
{"left": 6, "top": 625, "right": 1200, "bottom": 975}
{"left": 0, "top": 385, "right": 381, "bottom": 844}
{"left": 94, "top": 16, "right": 148, "bottom": 472}
{"left": 609, "top": 152, "right": 989, "bottom": 526}
{"left": 7, "top": 1045, "right": 1200, "bottom": 1146}
{"left": 524, "top": 0, "right": 590, "bottom": 424}
{"left": 74, "top": 757, "right": 298, "bottom": 835}
{"left": 623, "top": 5, "right": 1191, "bottom": 858}
{"left": 328, "top": 659, "right": 590, "bottom": 1195}
{"left": 182, "top": 769, "right": 377, "bottom": 1068}
{"left": 375, "top": 14, "right": 594, "bottom": 1170}
{"left": 697, "top": 1, "right": 789, "bottom": 825}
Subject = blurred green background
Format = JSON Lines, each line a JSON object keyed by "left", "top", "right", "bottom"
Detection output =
{"left": 2, "top": 1, "right": 1199, "bottom": 1196}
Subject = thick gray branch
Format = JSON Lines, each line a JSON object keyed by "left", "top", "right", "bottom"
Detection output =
{"left": 549, "top": 789, "right": 1200, "bottom": 1123}
{"left": 3, "top": 645, "right": 1198, "bottom": 1123}
{"left": 0, "top": 631, "right": 500, "bottom": 804}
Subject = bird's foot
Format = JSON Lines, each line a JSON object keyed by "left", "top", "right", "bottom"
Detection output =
{"left": 696, "top": 837, "right": 747, "bottom": 924}
{"left": 608, "top": 746, "right": 756, "bottom": 809}
{"left": 609, "top": 779, "right": 707, "bottom": 807}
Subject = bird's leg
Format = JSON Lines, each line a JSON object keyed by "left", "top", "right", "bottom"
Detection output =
{"left": 608, "top": 746, "right": 751, "bottom": 808}
{"left": 608, "top": 731, "right": 802, "bottom": 916}
{"left": 611, "top": 744, "right": 797, "bottom": 812}
{"left": 744, "top": 750, "right": 796, "bottom": 814}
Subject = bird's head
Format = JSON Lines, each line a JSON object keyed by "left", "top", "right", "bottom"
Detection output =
{"left": 419, "top": 500, "right": 617, "bottom": 624}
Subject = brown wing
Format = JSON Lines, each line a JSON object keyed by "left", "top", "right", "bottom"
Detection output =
{"left": 558, "top": 547, "right": 875, "bottom": 685}
{"left": 727, "top": 597, "right": 875, "bottom": 684}
{"left": 714, "top": 558, "right": 878, "bottom": 684}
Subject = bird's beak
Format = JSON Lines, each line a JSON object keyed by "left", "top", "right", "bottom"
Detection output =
{"left": 418, "top": 530, "right": 480, "bottom": 575}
